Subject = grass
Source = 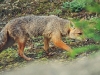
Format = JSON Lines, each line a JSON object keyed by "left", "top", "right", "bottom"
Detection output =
{"left": 69, "top": 44, "right": 100, "bottom": 58}
{"left": 67, "top": 17, "right": 100, "bottom": 58}
{"left": 74, "top": 17, "right": 100, "bottom": 41}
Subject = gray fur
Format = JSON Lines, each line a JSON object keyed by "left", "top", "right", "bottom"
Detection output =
{"left": 0, "top": 15, "right": 70, "bottom": 51}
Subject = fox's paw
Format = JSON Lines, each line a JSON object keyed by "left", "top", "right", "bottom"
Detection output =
{"left": 26, "top": 58, "right": 34, "bottom": 61}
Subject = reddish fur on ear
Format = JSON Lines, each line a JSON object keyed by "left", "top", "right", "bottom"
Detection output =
{"left": 67, "top": 28, "right": 70, "bottom": 35}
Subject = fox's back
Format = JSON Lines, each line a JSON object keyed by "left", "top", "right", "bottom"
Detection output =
{"left": 6, "top": 15, "right": 63, "bottom": 38}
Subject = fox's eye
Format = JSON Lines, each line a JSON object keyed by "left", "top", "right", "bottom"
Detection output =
{"left": 73, "top": 28, "right": 75, "bottom": 29}
{"left": 78, "top": 33, "right": 82, "bottom": 35}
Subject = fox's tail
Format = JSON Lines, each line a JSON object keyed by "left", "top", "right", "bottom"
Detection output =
{"left": 0, "top": 26, "right": 15, "bottom": 52}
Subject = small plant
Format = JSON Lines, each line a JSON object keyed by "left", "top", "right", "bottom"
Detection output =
{"left": 62, "top": 0, "right": 93, "bottom": 12}
{"left": 36, "top": 51, "right": 44, "bottom": 58}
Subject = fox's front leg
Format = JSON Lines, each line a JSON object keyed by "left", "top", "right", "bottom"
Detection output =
{"left": 51, "top": 32, "right": 73, "bottom": 52}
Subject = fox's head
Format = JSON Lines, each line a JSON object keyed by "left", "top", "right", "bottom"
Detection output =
{"left": 65, "top": 21, "right": 86, "bottom": 41}
{"left": 68, "top": 27, "right": 83, "bottom": 41}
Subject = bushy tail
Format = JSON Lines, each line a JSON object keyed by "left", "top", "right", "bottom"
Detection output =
{"left": 0, "top": 27, "right": 15, "bottom": 52}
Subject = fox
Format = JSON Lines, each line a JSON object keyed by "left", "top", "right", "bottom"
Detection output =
{"left": 0, "top": 15, "right": 84, "bottom": 60}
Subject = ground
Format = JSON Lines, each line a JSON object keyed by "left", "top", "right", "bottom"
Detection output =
{"left": 0, "top": 36, "right": 99, "bottom": 73}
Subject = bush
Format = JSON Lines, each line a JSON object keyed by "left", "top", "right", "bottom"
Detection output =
{"left": 62, "top": 0, "right": 93, "bottom": 12}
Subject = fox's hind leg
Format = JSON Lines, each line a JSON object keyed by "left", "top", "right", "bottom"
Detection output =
{"left": 17, "top": 37, "right": 32, "bottom": 61}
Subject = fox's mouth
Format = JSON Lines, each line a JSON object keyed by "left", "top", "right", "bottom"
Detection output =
{"left": 68, "top": 37, "right": 88, "bottom": 42}
{"left": 67, "top": 37, "right": 82, "bottom": 42}
{"left": 70, "top": 39, "right": 80, "bottom": 42}
{"left": 67, "top": 38, "right": 77, "bottom": 42}
{"left": 70, "top": 39, "right": 76, "bottom": 42}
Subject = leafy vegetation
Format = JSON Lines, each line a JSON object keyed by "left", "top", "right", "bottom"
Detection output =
{"left": 70, "top": 44, "right": 100, "bottom": 58}
{"left": 62, "top": 0, "right": 86, "bottom": 12}
{"left": 74, "top": 17, "right": 100, "bottom": 41}
{"left": 86, "top": 2, "right": 100, "bottom": 13}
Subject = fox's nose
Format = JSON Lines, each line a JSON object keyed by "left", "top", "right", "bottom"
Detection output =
{"left": 83, "top": 38, "right": 89, "bottom": 42}
{"left": 86, "top": 38, "right": 89, "bottom": 41}
{"left": 78, "top": 32, "right": 82, "bottom": 35}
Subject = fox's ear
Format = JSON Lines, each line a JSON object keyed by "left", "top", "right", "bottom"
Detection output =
{"left": 70, "top": 21, "right": 75, "bottom": 28}
{"left": 67, "top": 29, "right": 70, "bottom": 35}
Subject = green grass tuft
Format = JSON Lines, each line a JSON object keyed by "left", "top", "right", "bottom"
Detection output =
{"left": 69, "top": 44, "right": 100, "bottom": 58}
{"left": 73, "top": 17, "right": 100, "bottom": 41}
